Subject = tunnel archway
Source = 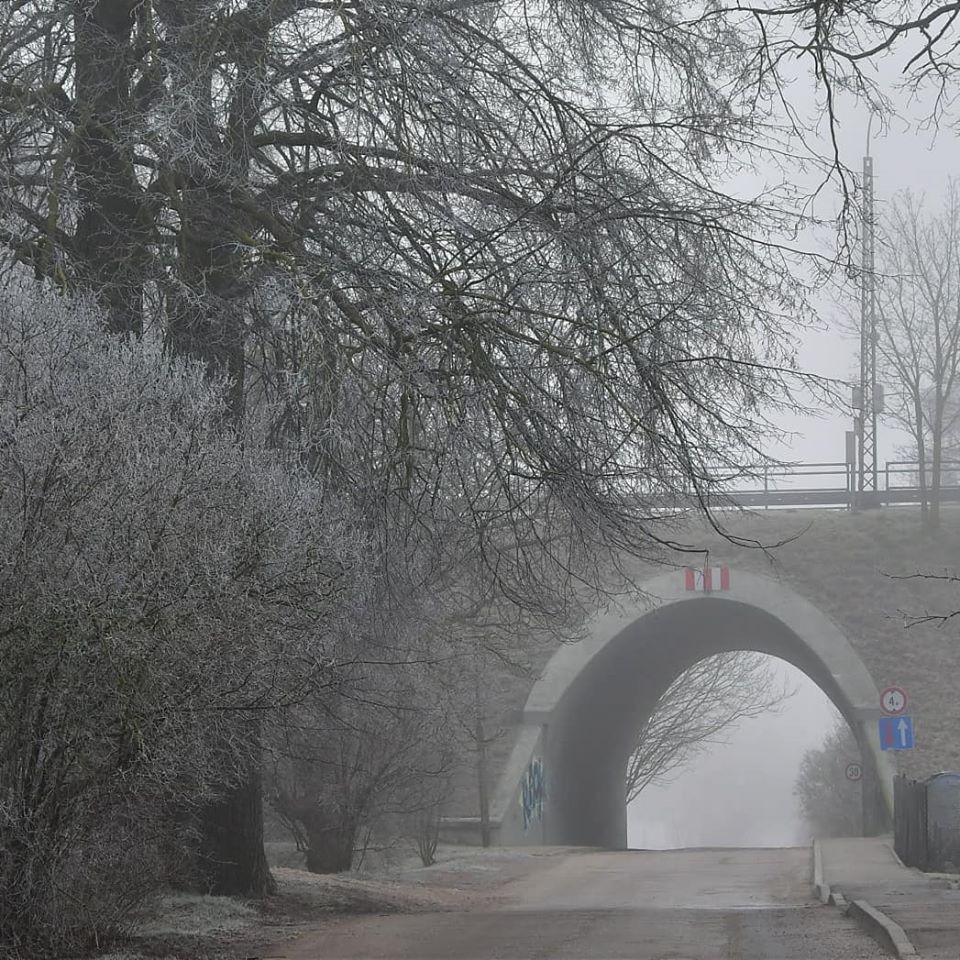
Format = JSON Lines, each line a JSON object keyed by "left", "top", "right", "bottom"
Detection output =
{"left": 494, "top": 569, "right": 894, "bottom": 847}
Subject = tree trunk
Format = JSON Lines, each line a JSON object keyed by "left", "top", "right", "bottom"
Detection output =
{"left": 167, "top": 182, "right": 259, "bottom": 890}
{"left": 475, "top": 710, "right": 491, "bottom": 848}
{"left": 273, "top": 789, "right": 358, "bottom": 874}
{"left": 914, "top": 394, "right": 929, "bottom": 522}
{"left": 197, "top": 748, "right": 275, "bottom": 895}
{"left": 73, "top": 0, "right": 147, "bottom": 334}
{"left": 417, "top": 802, "right": 441, "bottom": 866}
{"left": 304, "top": 818, "right": 357, "bottom": 874}
{"left": 159, "top": 7, "right": 261, "bottom": 880}
{"left": 165, "top": 182, "right": 247, "bottom": 421}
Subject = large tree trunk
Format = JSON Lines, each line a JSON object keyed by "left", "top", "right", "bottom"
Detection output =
{"left": 158, "top": 1, "right": 267, "bottom": 892}
{"left": 168, "top": 193, "right": 258, "bottom": 888}
{"left": 164, "top": 180, "right": 260, "bottom": 893}
{"left": 165, "top": 181, "right": 247, "bottom": 421}
{"left": 197, "top": 742, "right": 275, "bottom": 896}
{"left": 304, "top": 817, "right": 357, "bottom": 874}
{"left": 167, "top": 182, "right": 263, "bottom": 895}
{"left": 73, "top": 0, "right": 146, "bottom": 334}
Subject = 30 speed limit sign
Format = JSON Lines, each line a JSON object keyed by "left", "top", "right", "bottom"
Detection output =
{"left": 845, "top": 762, "right": 863, "bottom": 782}
{"left": 880, "top": 686, "right": 908, "bottom": 716}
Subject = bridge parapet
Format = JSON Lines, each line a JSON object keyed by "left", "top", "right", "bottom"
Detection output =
{"left": 717, "top": 460, "right": 960, "bottom": 510}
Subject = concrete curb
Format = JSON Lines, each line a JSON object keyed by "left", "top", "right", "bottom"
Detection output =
{"left": 884, "top": 838, "right": 908, "bottom": 869}
{"left": 812, "top": 839, "right": 831, "bottom": 904}
{"left": 814, "top": 838, "right": 918, "bottom": 958}
{"left": 847, "top": 899, "right": 918, "bottom": 959}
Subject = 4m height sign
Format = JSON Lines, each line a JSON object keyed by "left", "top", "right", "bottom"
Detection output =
{"left": 880, "top": 686, "right": 908, "bottom": 716}
{"left": 878, "top": 685, "right": 914, "bottom": 751}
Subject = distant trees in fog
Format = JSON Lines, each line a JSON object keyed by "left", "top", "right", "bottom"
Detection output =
{"left": 877, "top": 182, "right": 960, "bottom": 530}
{"left": 794, "top": 723, "right": 862, "bottom": 838}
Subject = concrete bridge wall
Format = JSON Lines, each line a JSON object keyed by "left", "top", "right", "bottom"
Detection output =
{"left": 493, "top": 570, "right": 893, "bottom": 846}
{"left": 444, "top": 509, "right": 960, "bottom": 848}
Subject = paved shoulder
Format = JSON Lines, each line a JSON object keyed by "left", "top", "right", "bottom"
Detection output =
{"left": 820, "top": 836, "right": 960, "bottom": 959}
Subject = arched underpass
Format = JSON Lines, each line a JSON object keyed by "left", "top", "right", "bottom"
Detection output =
{"left": 492, "top": 570, "right": 895, "bottom": 847}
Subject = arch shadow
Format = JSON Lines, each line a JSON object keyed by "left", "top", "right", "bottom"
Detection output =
{"left": 494, "top": 569, "right": 894, "bottom": 847}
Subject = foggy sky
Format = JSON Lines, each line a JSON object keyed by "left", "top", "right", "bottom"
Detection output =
{"left": 627, "top": 658, "right": 843, "bottom": 849}
{"left": 773, "top": 70, "right": 960, "bottom": 466}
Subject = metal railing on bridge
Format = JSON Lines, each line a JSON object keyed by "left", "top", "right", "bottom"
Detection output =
{"left": 721, "top": 460, "right": 960, "bottom": 511}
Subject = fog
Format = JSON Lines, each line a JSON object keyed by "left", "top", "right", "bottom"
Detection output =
{"left": 758, "top": 67, "right": 960, "bottom": 468}
{"left": 627, "top": 657, "right": 843, "bottom": 849}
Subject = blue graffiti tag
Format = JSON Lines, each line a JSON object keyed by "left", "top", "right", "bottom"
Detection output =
{"left": 520, "top": 757, "right": 546, "bottom": 830}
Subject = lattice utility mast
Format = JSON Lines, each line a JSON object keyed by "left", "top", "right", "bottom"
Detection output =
{"left": 857, "top": 151, "right": 880, "bottom": 506}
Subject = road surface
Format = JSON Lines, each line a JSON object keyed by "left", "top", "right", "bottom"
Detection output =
{"left": 268, "top": 847, "right": 890, "bottom": 959}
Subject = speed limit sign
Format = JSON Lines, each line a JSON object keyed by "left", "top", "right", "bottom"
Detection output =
{"left": 845, "top": 762, "right": 863, "bottom": 782}
{"left": 880, "top": 686, "right": 908, "bottom": 716}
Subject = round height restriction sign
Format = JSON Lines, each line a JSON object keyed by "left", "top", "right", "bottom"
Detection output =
{"left": 880, "top": 686, "right": 908, "bottom": 716}
{"left": 845, "top": 762, "right": 863, "bottom": 782}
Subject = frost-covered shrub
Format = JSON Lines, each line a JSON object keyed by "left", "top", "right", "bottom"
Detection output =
{"left": 268, "top": 656, "right": 457, "bottom": 874}
{"left": 0, "top": 278, "right": 365, "bottom": 953}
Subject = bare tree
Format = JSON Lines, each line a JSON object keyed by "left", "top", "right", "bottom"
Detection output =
{"left": 0, "top": 1, "right": 836, "bottom": 893}
{"left": 8, "top": 0, "right": 960, "bottom": 902}
{"left": 794, "top": 722, "right": 863, "bottom": 839}
{"left": 876, "top": 184, "right": 960, "bottom": 529}
{"left": 625, "top": 653, "right": 794, "bottom": 803}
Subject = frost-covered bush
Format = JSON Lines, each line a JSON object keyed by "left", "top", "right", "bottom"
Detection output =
{"left": 0, "top": 278, "right": 365, "bottom": 953}
{"left": 268, "top": 662, "right": 456, "bottom": 874}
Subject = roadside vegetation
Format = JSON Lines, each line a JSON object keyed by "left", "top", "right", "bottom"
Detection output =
{"left": 795, "top": 723, "right": 864, "bottom": 839}
{"left": 4, "top": 0, "right": 960, "bottom": 955}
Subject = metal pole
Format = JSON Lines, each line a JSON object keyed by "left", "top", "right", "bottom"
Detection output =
{"left": 858, "top": 120, "right": 879, "bottom": 508}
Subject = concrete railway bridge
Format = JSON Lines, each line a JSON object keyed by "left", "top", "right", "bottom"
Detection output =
{"left": 444, "top": 506, "right": 960, "bottom": 848}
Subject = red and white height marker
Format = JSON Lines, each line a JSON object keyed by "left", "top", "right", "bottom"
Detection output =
{"left": 684, "top": 566, "right": 730, "bottom": 593}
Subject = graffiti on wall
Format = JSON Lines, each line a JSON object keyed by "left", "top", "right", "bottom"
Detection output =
{"left": 520, "top": 756, "right": 546, "bottom": 830}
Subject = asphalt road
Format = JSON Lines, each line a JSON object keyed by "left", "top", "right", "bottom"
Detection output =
{"left": 270, "top": 847, "right": 891, "bottom": 959}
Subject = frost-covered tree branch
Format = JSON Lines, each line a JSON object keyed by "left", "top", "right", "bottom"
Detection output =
{"left": 625, "top": 652, "right": 794, "bottom": 802}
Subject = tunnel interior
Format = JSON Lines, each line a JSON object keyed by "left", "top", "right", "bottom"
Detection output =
{"left": 541, "top": 596, "right": 887, "bottom": 848}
